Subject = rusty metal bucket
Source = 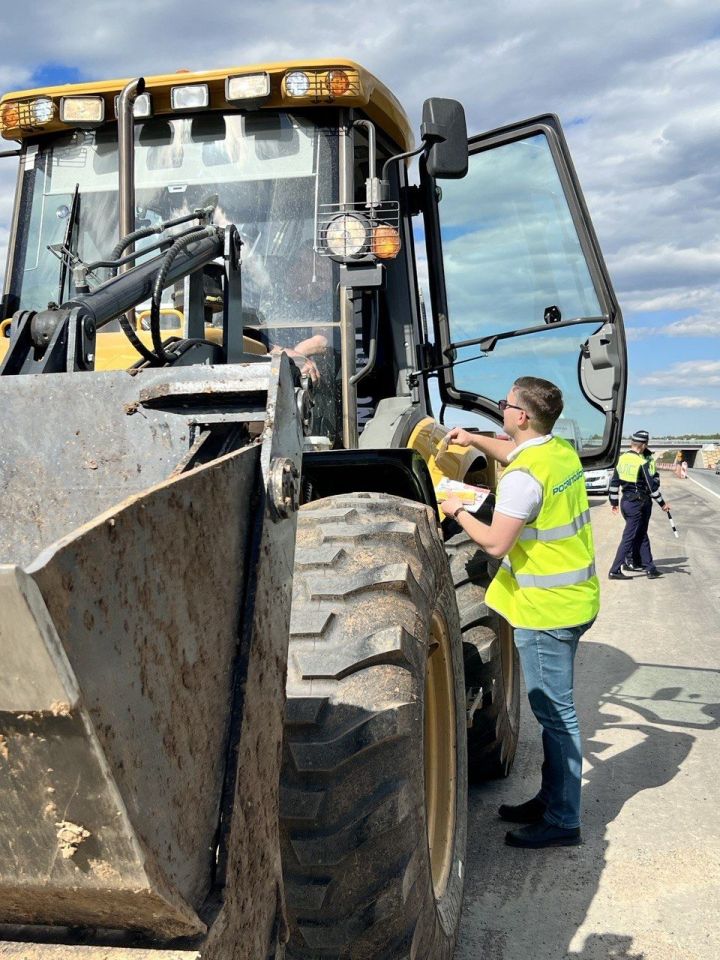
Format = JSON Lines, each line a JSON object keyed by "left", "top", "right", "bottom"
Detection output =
{"left": 0, "top": 356, "right": 301, "bottom": 956}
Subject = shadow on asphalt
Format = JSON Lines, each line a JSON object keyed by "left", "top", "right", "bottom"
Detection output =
{"left": 654, "top": 555, "right": 690, "bottom": 575}
{"left": 458, "top": 640, "right": 720, "bottom": 960}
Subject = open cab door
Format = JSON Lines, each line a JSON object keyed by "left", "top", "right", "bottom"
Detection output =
{"left": 421, "top": 112, "right": 627, "bottom": 468}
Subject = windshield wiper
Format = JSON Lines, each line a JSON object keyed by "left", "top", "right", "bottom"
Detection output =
{"left": 58, "top": 183, "right": 81, "bottom": 304}
{"left": 47, "top": 183, "right": 81, "bottom": 306}
{"left": 446, "top": 315, "right": 608, "bottom": 357}
{"left": 407, "top": 313, "right": 609, "bottom": 388}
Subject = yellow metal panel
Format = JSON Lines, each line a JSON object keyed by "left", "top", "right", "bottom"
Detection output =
{"left": 0, "top": 322, "right": 267, "bottom": 371}
{"left": 407, "top": 417, "right": 480, "bottom": 496}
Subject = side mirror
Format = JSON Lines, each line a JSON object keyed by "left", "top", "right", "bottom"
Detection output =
{"left": 421, "top": 98, "right": 468, "bottom": 179}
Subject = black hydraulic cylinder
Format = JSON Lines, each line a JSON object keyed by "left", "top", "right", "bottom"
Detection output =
{"left": 64, "top": 228, "right": 224, "bottom": 332}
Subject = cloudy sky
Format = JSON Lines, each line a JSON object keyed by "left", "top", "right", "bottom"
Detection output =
{"left": 0, "top": 0, "right": 718, "bottom": 436}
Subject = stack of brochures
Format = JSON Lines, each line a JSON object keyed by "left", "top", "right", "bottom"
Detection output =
{"left": 435, "top": 478, "right": 492, "bottom": 513}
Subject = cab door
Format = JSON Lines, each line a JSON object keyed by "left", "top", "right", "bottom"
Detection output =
{"left": 421, "top": 114, "right": 627, "bottom": 468}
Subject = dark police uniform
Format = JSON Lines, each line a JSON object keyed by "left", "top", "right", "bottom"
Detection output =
{"left": 608, "top": 430, "right": 666, "bottom": 578}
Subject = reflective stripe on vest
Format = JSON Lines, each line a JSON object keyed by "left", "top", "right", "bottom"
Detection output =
{"left": 500, "top": 557, "right": 597, "bottom": 588}
{"left": 486, "top": 436, "right": 599, "bottom": 630}
{"left": 518, "top": 508, "right": 591, "bottom": 542}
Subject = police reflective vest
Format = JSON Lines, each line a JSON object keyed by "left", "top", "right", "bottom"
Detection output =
{"left": 616, "top": 450, "right": 656, "bottom": 485}
{"left": 609, "top": 450, "right": 666, "bottom": 508}
{"left": 486, "top": 436, "right": 600, "bottom": 630}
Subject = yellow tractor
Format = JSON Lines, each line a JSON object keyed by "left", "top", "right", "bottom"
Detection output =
{"left": 0, "top": 60, "right": 627, "bottom": 958}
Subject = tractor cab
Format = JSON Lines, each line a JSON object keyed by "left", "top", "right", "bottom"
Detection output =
{"left": 1, "top": 61, "right": 626, "bottom": 467}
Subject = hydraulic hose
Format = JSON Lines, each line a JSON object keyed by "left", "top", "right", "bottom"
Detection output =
{"left": 118, "top": 312, "right": 158, "bottom": 364}
{"left": 149, "top": 226, "right": 218, "bottom": 364}
{"left": 113, "top": 225, "right": 216, "bottom": 366}
{"left": 108, "top": 207, "right": 216, "bottom": 274}
{"left": 109, "top": 225, "right": 165, "bottom": 272}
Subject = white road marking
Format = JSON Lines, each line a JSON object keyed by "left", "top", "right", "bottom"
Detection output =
{"left": 686, "top": 474, "right": 720, "bottom": 501}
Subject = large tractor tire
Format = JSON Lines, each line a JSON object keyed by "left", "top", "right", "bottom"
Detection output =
{"left": 280, "top": 493, "right": 467, "bottom": 959}
{"left": 445, "top": 528, "right": 520, "bottom": 780}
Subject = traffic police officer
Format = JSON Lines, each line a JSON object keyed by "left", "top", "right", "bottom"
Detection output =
{"left": 608, "top": 429, "right": 670, "bottom": 580}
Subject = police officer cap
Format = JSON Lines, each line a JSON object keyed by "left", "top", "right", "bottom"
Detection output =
{"left": 631, "top": 429, "right": 650, "bottom": 444}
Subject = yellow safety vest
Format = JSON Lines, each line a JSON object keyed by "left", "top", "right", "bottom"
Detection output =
{"left": 486, "top": 437, "right": 600, "bottom": 630}
{"left": 616, "top": 451, "right": 656, "bottom": 484}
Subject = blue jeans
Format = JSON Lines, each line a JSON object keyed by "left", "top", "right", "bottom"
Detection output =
{"left": 514, "top": 621, "right": 594, "bottom": 829}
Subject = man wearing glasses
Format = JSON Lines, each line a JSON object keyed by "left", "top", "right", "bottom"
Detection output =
{"left": 441, "top": 377, "right": 599, "bottom": 849}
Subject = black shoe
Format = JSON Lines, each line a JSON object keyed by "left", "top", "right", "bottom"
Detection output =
{"left": 505, "top": 820, "right": 581, "bottom": 848}
{"left": 646, "top": 568, "right": 662, "bottom": 579}
{"left": 608, "top": 571, "right": 630, "bottom": 580}
{"left": 622, "top": 562, "right": 646, "bottom": 572}
{"left": 498, "top": 797, "right": 547, "bottom": 824}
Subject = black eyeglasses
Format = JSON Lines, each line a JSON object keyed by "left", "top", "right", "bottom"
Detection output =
{"left": 498, "top": 399, "right": 525, "bottom": 413}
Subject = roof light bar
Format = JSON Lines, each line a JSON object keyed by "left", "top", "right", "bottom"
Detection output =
{"left": 0, "top": 97, "right": 56, "bottom": 132}
{"left": 284, "top": 71, "right": 311, "bottom": 98}
{"left": 282, "top": 67, "right": 361, "bottom": 101}
{"left": 114, "top": 91, "right": 153, "bottom": 119}
{"left": 226, "top": 72, "right": 270, "bottom": 103}
{"left": 60, "top": 96, "right": 105, "bottom": 128}
{"left": 170, "top": 83, "right": 209, "bottom": 110}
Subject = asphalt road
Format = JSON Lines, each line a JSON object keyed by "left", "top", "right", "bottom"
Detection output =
{"left": 456, "top": 473, "right": 720, "bottom": 960}
{"left": 686, "top": 467, "right": 720, "bottom": 500}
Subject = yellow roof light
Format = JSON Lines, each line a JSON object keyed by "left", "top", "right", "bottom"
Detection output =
{"left": 0, "top": 97, "right": 56, "bottom": 133}
{"left": 282, "top": 66, "right": 361, "bottom": 102}
{"left": 372, "top": 223, "right": 401, "bottom": 259}
{"left": 170, "top": 83, "right": 209, "bottom": 110}
{"left": 60, "top": 96, "right": 105, "bottom": 128}
{"left": 113, "top": 91, "right": 153, "bottom": 119}
{"left": 326, "top": 69, "right": 350, "bottom": 97}
{"left": 0, "top": 102, "right": 20, "bottom": 130}
{"left": 226, "top": 72, "right": 270, "bottom": 103}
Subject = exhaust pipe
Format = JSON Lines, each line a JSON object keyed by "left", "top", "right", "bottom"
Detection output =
{"left": 117, "top": 77, "right": 145, "bottom": 326}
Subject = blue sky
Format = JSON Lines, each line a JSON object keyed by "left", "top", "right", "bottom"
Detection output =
{"left": 0, "top": 1, "right": 718, "bottom": 437}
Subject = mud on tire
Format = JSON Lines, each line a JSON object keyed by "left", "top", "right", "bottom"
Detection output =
{"left": 445, "top": 528, "right": 520, "bottom": 780}
{"left": 280, "top": 492, "right": 467, "bottom": 960}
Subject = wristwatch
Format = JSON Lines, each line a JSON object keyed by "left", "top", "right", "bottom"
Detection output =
{"left": 452, "top": 507, "right": 468, "bottom": 521}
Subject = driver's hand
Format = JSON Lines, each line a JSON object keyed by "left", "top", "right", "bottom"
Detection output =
{"left": 282, "top": 347, "right": 320, "bottom": 384}
{"left": 444, "top": 427, "right": 476, "bottom": 448}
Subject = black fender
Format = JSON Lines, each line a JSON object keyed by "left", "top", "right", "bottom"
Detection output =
{"left": 301, "top": 448, "right": 439, "bottom": 519}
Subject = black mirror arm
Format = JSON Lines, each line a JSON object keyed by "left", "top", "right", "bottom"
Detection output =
{"left": 381, "top": 124, "right": 449, "bottom": 184}
{"left": 381, "top": 143, "right": 427, "bottom": 185}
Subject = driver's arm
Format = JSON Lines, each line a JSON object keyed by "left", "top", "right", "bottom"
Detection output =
{"left": 286, "top": 333, "right": 328, "bottom": 356}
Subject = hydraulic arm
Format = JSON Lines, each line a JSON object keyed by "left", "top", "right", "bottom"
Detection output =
{"left": 1, "top": 218, "right": 243, "bottom": 376}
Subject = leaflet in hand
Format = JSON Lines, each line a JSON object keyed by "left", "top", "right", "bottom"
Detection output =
{"left": 435, "top": 478, "right": 492, "bottom": 513}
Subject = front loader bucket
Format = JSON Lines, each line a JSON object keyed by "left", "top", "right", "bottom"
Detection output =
{"left": 0, "top": 357, "right": 301, "bottom": 955}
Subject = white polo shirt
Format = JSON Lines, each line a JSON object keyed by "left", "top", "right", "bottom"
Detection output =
{"left": 494, "top": 435, "right": 552, "bottom": 522}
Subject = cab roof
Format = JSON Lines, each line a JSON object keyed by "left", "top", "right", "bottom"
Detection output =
{"left": 0, "top": 58, "right": 414, "bottom": 150}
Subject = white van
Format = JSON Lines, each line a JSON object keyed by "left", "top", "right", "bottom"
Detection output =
{"left": 553, "top": 417, "right": 584, "bottom": 452}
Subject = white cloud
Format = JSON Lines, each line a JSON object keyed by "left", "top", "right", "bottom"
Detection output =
{"left": 624, "top": 313, "right": 720, "bottom": 340}
{"left": 627, "top": 394, "right": 720, "bottom": 412}
{"left": 663, "top": 315, "right": 720, "bottom": 337}
{"left": 638, "top": 360, "right": 720, "bottom": 386}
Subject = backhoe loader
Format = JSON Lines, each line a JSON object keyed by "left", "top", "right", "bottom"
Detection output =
{"left": 0, "top": 60, "right": 627, "bottom": 959}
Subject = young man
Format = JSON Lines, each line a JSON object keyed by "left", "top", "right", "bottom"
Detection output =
{"left": 607, "top": 429, "right": 670, "bottom": 580}
{"left": 441, "top": 377, "right": 599, "bottom": 849}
